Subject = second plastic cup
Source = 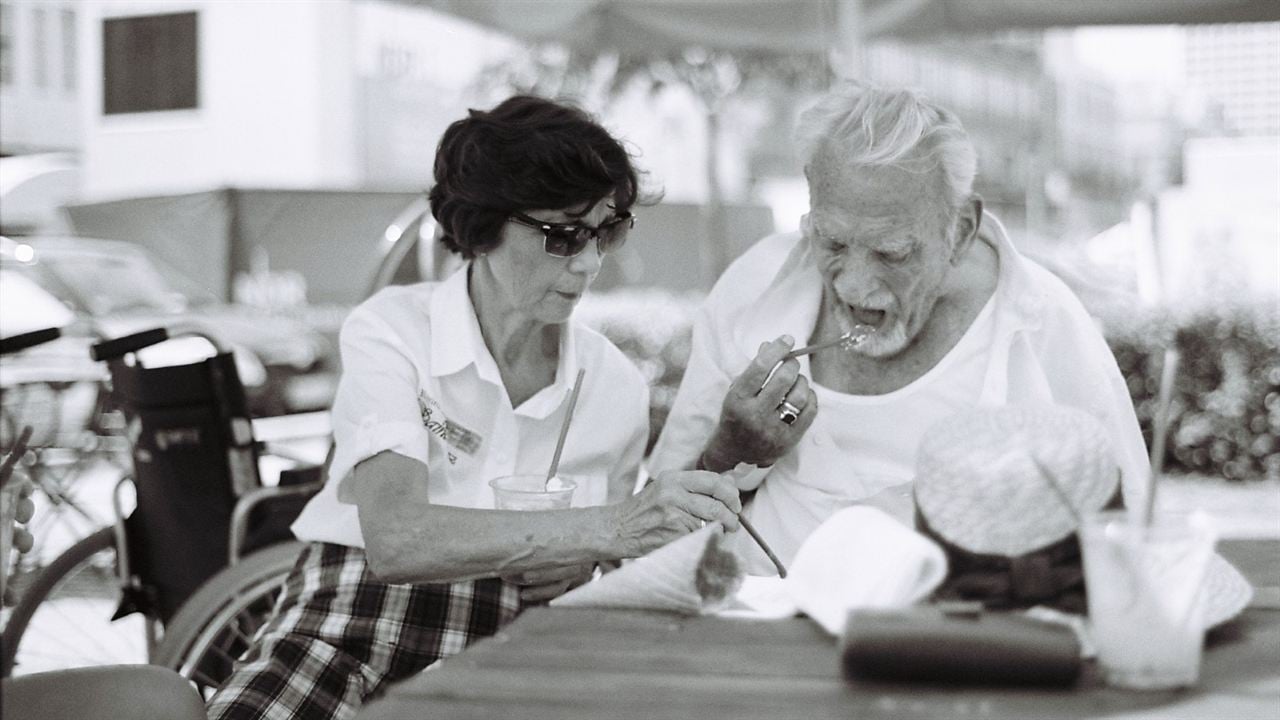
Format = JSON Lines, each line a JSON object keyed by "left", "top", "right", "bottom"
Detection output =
{"left": 1081, "top": 509, "right": 1216, "bottom": 690}
{"left": 490, "top": 474, "right": 577, "bottom": 511}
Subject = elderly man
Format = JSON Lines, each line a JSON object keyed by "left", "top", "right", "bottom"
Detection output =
{"left": 649, "top": 82, "right": 1148, "bottom": 575}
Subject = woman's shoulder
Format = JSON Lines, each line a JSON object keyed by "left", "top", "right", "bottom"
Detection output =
{"left": 359, "top": 281, "right": 434, "bottom": 312}
{"left": 344, "top": 282, "right": 435, "bottom": 330}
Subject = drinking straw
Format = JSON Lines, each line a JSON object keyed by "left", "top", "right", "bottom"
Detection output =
{"left": 545, "top": 368, "right": 586, "bottom": 488}
{"left": 1144, "top": 347, "right": 1181, "bottom": 526}
{"left": 739, "top": 514, "right": 787, "bottom": 578}
{"left": 1131, "top": 199, "right": 1176, "bottom": 528}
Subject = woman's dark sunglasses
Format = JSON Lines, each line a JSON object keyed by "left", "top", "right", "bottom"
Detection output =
{"left": 508, "top": 210, "right": 635, "bottom": 258}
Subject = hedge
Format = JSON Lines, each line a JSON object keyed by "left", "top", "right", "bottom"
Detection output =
{"left": 1098, "top": 299, "right": 1279, "bottom": 482}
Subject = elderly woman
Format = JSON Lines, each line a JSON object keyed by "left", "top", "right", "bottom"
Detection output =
{"left": 208, "top": 95, "right": 741, "bottom": 720}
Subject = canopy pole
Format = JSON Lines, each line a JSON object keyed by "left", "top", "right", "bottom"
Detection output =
{"left": 702, "top": 106, "right": 728, "bottom": 287}
{"left": 833, "top": 0, "right": 865, "bottom": 80}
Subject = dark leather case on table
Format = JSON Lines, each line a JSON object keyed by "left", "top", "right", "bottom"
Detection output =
{"left": 841, "top": 607, "right": 1082, "bottom": 687}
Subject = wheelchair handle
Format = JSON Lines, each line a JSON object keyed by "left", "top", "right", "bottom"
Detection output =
{"left": 91, "top": 328, "right": 171, "bottom": 361}
{"left": 91, "top": 322, "right": 233, "bottom": 362}
{"left": 0, "top": 327, "right": 62, "bottom": 356}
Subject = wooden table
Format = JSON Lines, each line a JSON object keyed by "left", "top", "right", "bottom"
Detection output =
{"left": 359, "top": 539, "right": 1280, "bottom": 720}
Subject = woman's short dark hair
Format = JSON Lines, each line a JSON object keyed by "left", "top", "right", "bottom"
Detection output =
{"left": 429, "top": 95, "right": 643, "bottom": 259}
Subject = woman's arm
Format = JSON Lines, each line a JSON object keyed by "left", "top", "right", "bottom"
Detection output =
{"left": 351, "top": 451, "right": 741, "bottom": 584}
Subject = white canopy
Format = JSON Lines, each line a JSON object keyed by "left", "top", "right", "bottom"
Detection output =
{"left": 414, "top": 0, "right": 1280, "bottom": 55}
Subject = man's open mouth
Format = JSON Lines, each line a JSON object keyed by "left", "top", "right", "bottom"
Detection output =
{"left": 848, "top": 306, "right": 887, "bottom": 327}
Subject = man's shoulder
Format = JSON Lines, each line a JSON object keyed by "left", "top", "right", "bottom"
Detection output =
{"left": 724, "top": 230, "right": 803, "bottom": 278}
{"left": 1015, "top": 256, "right": 1098, "bottom": 321}
{"left": 982, "top": 215, "right": 1096, "bottom": 326}
{"left": 707, "top": 230, "right": 804, "bottom": 306}
{"left": 998, "top": 251, "right": 1114, "bottom": 355}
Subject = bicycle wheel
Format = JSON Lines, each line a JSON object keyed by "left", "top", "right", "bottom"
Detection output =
{"left": 2, "top": 380, "right": 130, "bottom": 582}
{"left": 13, "top": 451, "right": 121, "bottom": 577}
{"left": 1, "top": 527, "right": 155, "bottom": 677}
{"left": 152, "top": 540, "right": 304, "bottom": 696}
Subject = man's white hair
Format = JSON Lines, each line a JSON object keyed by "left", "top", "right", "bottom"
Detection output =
{"left": 796, "top": 82, "right": 977, "bottom": 213}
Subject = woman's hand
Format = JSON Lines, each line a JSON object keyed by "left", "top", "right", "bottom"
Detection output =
{"left": 609, "top": 470, "right": 741, "bottom": 557}
{"left": 701, "top": 335, "right": 818, "bottom": 472}
{"left": 501, "top": 562, "right": 595, "bottom": 604}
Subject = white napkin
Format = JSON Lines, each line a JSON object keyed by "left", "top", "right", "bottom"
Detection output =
{"left": 722, "top": 506, "right": 949, "bottom": 635}
{"left": 551, "top": 523, "right": 743, "bottom": 614}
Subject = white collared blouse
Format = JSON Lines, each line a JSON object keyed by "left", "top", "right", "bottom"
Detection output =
{"left": 291, "top": 265, "right": 650, "bottom": 548}
{"left": 648, "top": 213, "right": 1148, "bottom": 574}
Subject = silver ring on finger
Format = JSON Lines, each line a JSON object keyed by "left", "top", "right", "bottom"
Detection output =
{"left": 777, "top": 400, "right": 801, "bottom": 425}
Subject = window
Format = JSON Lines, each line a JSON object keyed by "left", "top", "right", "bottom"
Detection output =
{"left": 102, "top": 11, "right": 197, "bottom": 114}
{"left": 0, "top": 3, "right": 13, "bottom": 86}
{"left": 32, "top": 7, "right": 46, "bottom": 88}
{"left": 61, "top": 8, "right": 75, "bottom": 91}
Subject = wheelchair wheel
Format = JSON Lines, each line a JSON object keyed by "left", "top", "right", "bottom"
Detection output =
{"left": 1, "top": 527, "right": 156, "bottom": 677}
{"left": 151, "top": 540, "right": 304, "bottom": 696}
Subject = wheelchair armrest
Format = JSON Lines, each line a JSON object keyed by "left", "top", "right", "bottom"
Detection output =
{"left": 228, "top": 476, "right": 324, "bottom": 565}
{"left": 278, "top": 463, "right": 324, "bottom": 487}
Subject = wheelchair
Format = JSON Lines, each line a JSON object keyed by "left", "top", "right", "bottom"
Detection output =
{"left": 2, "top": 201, "right": 438, "bottom": 696}
{"left": 0, "top": 323, "right": 324, "bottom": 698}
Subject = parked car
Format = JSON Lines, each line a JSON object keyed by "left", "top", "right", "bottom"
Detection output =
{"left": 1, "top": 236, "right": 338, "bottom": 417}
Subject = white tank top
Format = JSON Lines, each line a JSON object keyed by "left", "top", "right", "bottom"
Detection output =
{"left": 811, "top": 294, "right": 997, "bottom": 518}
{"left": 736, "top": 295, "right": 998, "bottom": 574}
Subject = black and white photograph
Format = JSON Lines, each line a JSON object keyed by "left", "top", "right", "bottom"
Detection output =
{"left": 1, "top": 1, "right": 1277, "bottom": 718}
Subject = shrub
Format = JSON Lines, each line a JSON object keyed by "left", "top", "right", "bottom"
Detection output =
{"left": 576, "top": 289, "right": 697, "bottom": 453}
{"left": 1100, "top": 300, "right": 1280, "bottom": 482}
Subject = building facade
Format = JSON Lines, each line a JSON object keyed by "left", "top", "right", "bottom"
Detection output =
{"left": 0, "top": 0, "right": 81, "bottom": 155}
{"left": 747, "top": 33, "right": 1139, "bottom": 245}
{"left": 1186, "top": 22, "right": 1280, "bottom": 137}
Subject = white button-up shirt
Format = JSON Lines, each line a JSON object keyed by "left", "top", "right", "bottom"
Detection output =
{"left": 292, "top": 266, "right": 650, "bottom": 548}
{"left": 648, "top": 213, "right": 1148, "bottom": 574}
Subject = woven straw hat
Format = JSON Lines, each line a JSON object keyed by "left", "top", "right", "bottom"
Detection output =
{"left": 915, "top": 404, "right": 1119, "bottom": 557}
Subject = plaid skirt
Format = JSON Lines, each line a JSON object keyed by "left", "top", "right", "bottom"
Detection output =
{"left": 207, "top": 542, "right": 522, "bottom": 720}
